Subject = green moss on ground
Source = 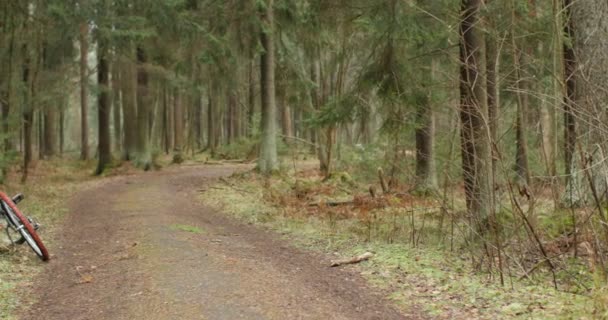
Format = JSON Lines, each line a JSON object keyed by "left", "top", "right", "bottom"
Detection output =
{"left": 170, "top": 224, "right": 205, "bottom": 234}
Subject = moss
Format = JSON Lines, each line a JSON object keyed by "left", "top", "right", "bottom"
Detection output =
{"left": 169, "top": 224, "right": 205, "bottom": 234}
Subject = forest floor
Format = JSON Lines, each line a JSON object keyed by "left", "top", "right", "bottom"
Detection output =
{"left": 7, "top": 162, "right": 415, "bottom": 320}
{"left": 0, "top": 158, "right": 597, "bottom": 319}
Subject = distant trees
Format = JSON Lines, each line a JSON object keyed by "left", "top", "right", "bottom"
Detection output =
{"left": 0, "top": 0, "right": 604, "bottom": 215}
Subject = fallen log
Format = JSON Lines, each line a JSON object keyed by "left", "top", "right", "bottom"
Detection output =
{"left": 330, "top": 252, "right": 374, "bottom": 267}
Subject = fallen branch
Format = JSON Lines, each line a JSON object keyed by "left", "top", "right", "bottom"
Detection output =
{"left": 308, "top": 200, "right": 355, "bottom": 207}
{"left": 222, "top": 159, "right": 255, "bottom": 164}
{"left": 205, "top": 159, "right": 255, "bottom": 165}
{"left": 330, "top": 252, "right": 374, "bottom": 267}
{"left": 219, "top": 177, "right": 251, "bottom": 194}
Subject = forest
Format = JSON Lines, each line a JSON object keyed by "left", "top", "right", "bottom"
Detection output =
{"left": 1, "top": 0, "right": 608, "bottom": 318}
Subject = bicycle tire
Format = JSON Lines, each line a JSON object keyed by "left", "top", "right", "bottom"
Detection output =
{"left": 0, "top": 192, "right": 49, "bottom": 261}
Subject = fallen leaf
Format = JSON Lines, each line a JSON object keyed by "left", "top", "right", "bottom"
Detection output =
{"left": 79, "top": 274, "right": 94, "bottom": 284}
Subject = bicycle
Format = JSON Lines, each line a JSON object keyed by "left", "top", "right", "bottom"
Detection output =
{"left": 0, "top": 192, "right": 49, "bottom": 261}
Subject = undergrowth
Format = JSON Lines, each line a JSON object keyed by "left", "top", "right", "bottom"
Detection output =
{"left": 0, "top": 159, "right": 99, "bottom": 319}
{"left": 200, "top": 166, "right": 595, "bottom": 319}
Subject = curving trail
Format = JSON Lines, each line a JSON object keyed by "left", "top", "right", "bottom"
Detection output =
{"left": 19, "top": 165, "right": 418, "bottom": 320}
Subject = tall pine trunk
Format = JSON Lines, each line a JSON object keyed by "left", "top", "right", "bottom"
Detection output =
{"left": 207, "top": 82, "right": 218, "bottom": 154}
{"left": 43, "top": 105, "right": 57, "bottom": 158}
{"left": 79, "top": 23, "right": 89, "bottom": 160}
{"left": 112, "top": 60, "right": 122, "bottom": 154}
{"left": 258, "top": 0, "right": 278, "bottom": 174}
{"left": 511, "top": 7, "right": 531, "bottom": 185}
{"left": 173, "top": 88, "right": 184, "bottom": 163}
{"left": 22, "top": 51, "right": 34, "bottom": 182}
{"left": 136, "top": 47, "right": 151, "bottom": 170}
{"left": 459, "top": 0, "right": 492, "bottom": 229}
{"left": 121, "top": 55, "right": 138, "bottom": 161}
{"left": 563, "top": 0, "right": 576, "bottom": 179}
{"left": 414, "top": 92, "right": 437, "bottom": 193}
{"left": 95, "top": 40, "right": 111, "bottom": 175}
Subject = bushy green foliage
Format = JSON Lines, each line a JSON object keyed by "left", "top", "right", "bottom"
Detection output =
{"left": 334, "top": 144, "right": 390, "bottom": 183}
{"left": 214, "top": 137, "right": 259, "bottom": 160}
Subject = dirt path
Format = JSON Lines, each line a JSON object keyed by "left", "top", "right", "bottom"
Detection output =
{"left": 19, "top": 165, "right": 418, "bottom": 320}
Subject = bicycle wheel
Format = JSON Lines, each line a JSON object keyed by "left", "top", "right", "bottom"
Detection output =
{"left": 0, "top": 193, "right": 49, "bottom": 261}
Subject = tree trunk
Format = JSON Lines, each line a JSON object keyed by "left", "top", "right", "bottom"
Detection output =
{"left": 258, "top": 0, "right": 279, "bottom": 174}
{"left": 233, "top": 90, "right": 241, "bottom": 140}
{"left": 248, "top": 52, "right": 256, "bottom": 137}
{"left": 59, "top": 106, "right": 65, "bottom": 155}
{"left": 194, "top": 88, "right": 203, "bottom": 150}
{"left": 22, "top": 55, "right": 33, "bottom": 182}
{"left": 563, "top": 0, "right": 576, "bottom": 179}
{"left": 459, "top": 0, "right": 492, "bottom": 229}
{"left": 121, "top": 56, "right": 138, "bottom": 161}
{"left": 511, "top": 8, "right": 531, "bottom": 185}
{"left": 162, "top": 86, "right": 169, "bottom": 154}
{"left": 570, "top": 0, "right": 608, "bottom": 147}
{"left": 136, "top": 46, "right": 151, "bottom": 170}
{"left": 173, "top": 88, "right": 184, "bottom": 163}
{"left": 38, "top": 110, "right": 44, "bottom": 159}
{"left": 486, "top": 33, "right": 499, "bottom": 176}
{"left": 79, "top": 22, "right": 89, "bottom": 160}
{"left": 311, "top": 56, "right": 329, "bottom": 174}
{"left": 207, "top": 82, "right": 218, "bottom": 154}
{"left": 280, "top": 90, "right": 293, "bottom": 140}
{"left": 112, "top": 60, "right": 122, "bottom": 154}
{"left": 415, "top": 93, "right": 437, "bottom": 193}
{"left": 226, "top": 90, "right": 236, "bottom": 144}
{"left": 95, "top": 41, "right": 112, "bottom": 175}
{"left": 3, "top": 16, "right": 16, "bottom": 153}
{"left": 43, "top": 106, "right": 57, "bottom": 158}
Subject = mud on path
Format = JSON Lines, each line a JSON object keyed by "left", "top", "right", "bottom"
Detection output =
{"left": 18, "top": 165, "right": 417, "bottom": 320}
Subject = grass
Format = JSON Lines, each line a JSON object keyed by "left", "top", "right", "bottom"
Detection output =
{"left": 170, "top": 224, "right": 205, "bottom": 234}
{"left": 0, "top": 158, "right": 100, "bottom": 319}
{"left": 200, "top": 166, "right": 596, "bottom": 319}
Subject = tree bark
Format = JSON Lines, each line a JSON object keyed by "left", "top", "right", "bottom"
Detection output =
{"left": 121, "top": 55, "right": 138, "bottom": 161}
{"left": 415, "top": 93, "right": 437, "bottom": 193}
{"left": 59, "top": 106, "right": 65, "bottom": 155}
{"left": 3, "top": 14, "right": 16, "bottom": 153}
{"left": 459, "top": 0, "right": 492, "bottom": 228}
{"left": 510, "top": 4, "right": 531, "bottom": 185}
{"left": 194, "top": 87, "right": 203, "bottom": 150}
{"left": 280, "top": 90, "right": 293, "bottom": 140}
{"left": 22, "top": 51, "right": 33, "bottom": 182}
{"left": 570, "top": 0, "right": 608, "bottom": 147}
{"left": 486, "top": 33, "right": 499, "bottom": 176}
{"left": 79, "top": 22, "right": 89, "bottom": 160}
{"left": 563, "top": 0, "right": 576, "bottom": 179}
{"left": 207, "top": 82, "right": 218, "bottom": 154}
{"left": 248, "top": 50, "right": 256, "bottom": 137}
{"left": 95, "top": 41, "right": 112, "bottom": 175}
{"left": 43, "top": 105, "right": 57, "bottom": 158}
{"left": 136, "top": 46, "right": 151, "bottom": 170}
{"left": 258, "top": 0, "right": 279, "bottom": 174}
{"left": 112, "top": 59, "right": 122, "bottom": 154}
{"left": 173, "top": 88, "right": 184, "bottom": 163}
